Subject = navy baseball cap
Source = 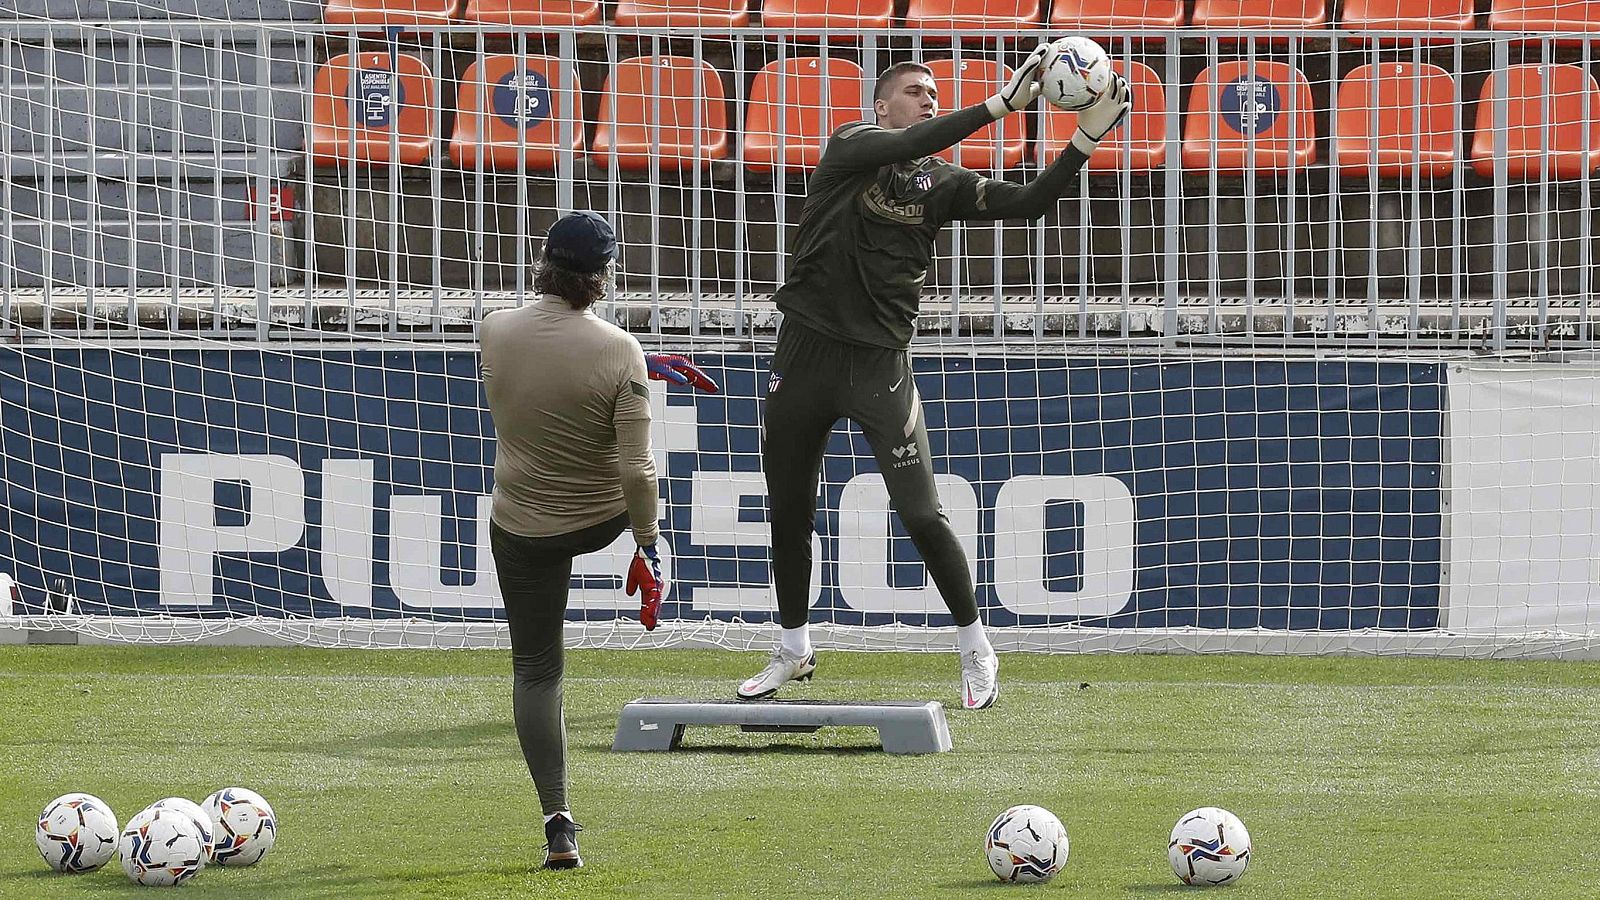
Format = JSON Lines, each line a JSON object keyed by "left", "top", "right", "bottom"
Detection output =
{"left": 543, "top": 211, "right": 617, "bottom": 274}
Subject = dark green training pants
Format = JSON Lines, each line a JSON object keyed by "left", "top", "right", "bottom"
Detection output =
{"left": 489, "top": 513, "right": 628, "bottom": 816}
{"left": 762, "top": 320, "right": 979, "bottom": 629}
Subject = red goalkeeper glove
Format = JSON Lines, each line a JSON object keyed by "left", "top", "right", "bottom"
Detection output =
{"left": 645, "top": 354, "right": 720, "bottom": 394}
{"left": 626, "top": 544, "right": 664, "bottom": 630}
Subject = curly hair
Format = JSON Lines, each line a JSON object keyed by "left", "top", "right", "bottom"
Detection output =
{"left": 533, "top": 254, "right": 613, "bottom": 310}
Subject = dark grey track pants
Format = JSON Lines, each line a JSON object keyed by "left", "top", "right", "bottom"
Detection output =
{"left": 489, "top": 512, "right": 628, "bottom": 816}
{"left": 762, "top": 320, "right": 979, "bottom": 629}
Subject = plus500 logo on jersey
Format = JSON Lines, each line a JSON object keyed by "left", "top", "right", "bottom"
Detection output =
{"left": 0, "top": 350, "right": 1443, "bottom": 629}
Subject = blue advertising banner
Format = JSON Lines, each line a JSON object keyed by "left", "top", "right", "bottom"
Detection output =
{"left": 0, "top": 348, "right": 1444, "bottom": 629}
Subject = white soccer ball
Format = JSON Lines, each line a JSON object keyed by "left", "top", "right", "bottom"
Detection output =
{"left": 119, "top": 805, "right": 207, "bottom": 886}
{"left": 1168, "top": 807, "right": 1252, "bottom": 886}
{"left": 202, "top": 787, "right": 277, "bottom": 867}
{"left": 1041, "top": 36, "right": 1114, "bottom": 112}
{"left": 36, "top": 793, "right": 119, "bottom": 873}
{"left": 985, "top": 804, "right": 1070, "bottom": 883}
{"left": 149, "top": 797, "right": 216, "bottom": 859}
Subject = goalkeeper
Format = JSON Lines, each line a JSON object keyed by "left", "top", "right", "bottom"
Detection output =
{"left": 481, "top": 211, "right": 717, "bottom": 870}
{"left": 738, "top": 48, "right": 1131, "bottom": 710}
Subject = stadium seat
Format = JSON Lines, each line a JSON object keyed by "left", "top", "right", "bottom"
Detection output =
{"left": 1049, "top": 0, "right": 1184, "bottom": 35}
{"left": 614, "top": 0, "right": 748, "bottom": 27}
{"left": 760, "top": 0, "right": 895, "bottom": 32}
{"left": 310, "top": 52, "right": 435, "bottom": 167}
{"left": 460, "top": 0, "right": 599, "bottom": 26}
{"left": 903, "top": 0, "right": 1042, "bottom": 34}
{"left": 1333, "top": 62, "right": 1456, "bottom": 178}
{"left": 449, "top": 56, "right": 583, "bottom": 171}
{"left": 1341, "top": 0, "right": 1474, "bottom": 42}
{"left": 1181, "top": 61, "right": 1316, "bottom": 172}
{"left": 1471, "top": 64, "right": 1600, "bottom": 179}
{"left": 592, "top": 56, "right": 730, "bottom": 170}
{"left": 744, "top": 57, "right": 867, "bottom": 172}
{"left": 1488, "top": 0, "right": 1600, "bottom": 38}
{"left": 1038, "top": 60, "right": 1166, "bottom": 171}
{"left": 1191, "top": 0, "right": 1327, "bottom": 31}
{"left": 322, "top": 0, "right": 460, "bottom": 27}
{"left": 925, "top": 58, "right": 1026, "bottom": 169}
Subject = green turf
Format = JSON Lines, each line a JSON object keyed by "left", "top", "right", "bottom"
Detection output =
{"left": 1, "top": 647, "right": 1598, "bottom": 898}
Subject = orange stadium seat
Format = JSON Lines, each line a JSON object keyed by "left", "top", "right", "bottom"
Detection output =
{"left": 1333, "top": 62, "right": 1457, "bottom": 178}
{"left": 1049, "top": 0, "right": 1184, "bottom": 35}
{"left": 461, "top": 0, "right": 599, "bottom": 26}
{"left": 760, "top": 0, "right": 895, "bottom": 31}
{"left": 903, "top": 0, "right": 1042, "bottom": 34}
{"left": 1471, "top": 64, "right": 1600, "bottom": 179}
{"left": 614, "top": 0, "right": 748, "bottom": 27}
{"left": 1182, "top": 61, "right": 1316, "bottom": 172}
{"left": 323, "top": 0, "right": 460, "bottom": 27}
{"left": 592, "top": 56, "right": 729, "bottom": 170}
{"left": 1191, "top": 0, "right": 1327, "bottom": 32}
{"left": 449, "top": 55, "right": 583, "bottom": 171}
{"left": 925, "top": 58, "right": 1026, "bottom": 169}
{"left": 1341, "top": 0, "right": 1474, "bottom": 42}
{"left": 744, "top": 57, "right": 867, "bottom": 172}
{"left": 1489, "top": 0, "right": 1600, "bottom": 38}
{"left": 310, "top": 52, "right": 435, "bottom": 167}
{"left": 1039, "top": 60, "right": 1166, "bottom": 170}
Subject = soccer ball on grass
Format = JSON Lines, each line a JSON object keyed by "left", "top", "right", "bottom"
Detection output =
{"left": 985, "top": 804, "right": 1070, "bottom": 883}
{"left": 36, "top": 793, "right": 119, "bottom": 873}
{"left": 119, "top": 804, "right": 207, "bottom": 886}
{"left": 1168, "top": 806, "right": 1252, "bottom": 886}
{"left": 202, "top": 786, "right": 277, "bottom": 867}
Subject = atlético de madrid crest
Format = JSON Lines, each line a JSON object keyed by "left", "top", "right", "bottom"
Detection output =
{"left": 914, "top": 172, "right": 932, "bottom": 191}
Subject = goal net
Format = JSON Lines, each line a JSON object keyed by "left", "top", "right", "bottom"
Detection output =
{"left": 3, "top": 8, "right": 1599, "bottom": 656}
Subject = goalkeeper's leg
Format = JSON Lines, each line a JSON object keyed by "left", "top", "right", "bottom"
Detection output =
{"left": 848, "top": 348, "right": 1000, "bottom": 710}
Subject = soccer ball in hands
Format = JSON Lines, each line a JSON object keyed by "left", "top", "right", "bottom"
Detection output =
{"left": 1040, "top": 36, "right": 1114, "bottom": 111}
{"left": 202, "top": 787, "right": 277, "bottom": 867}
{"left": 119, "top": 805, "right": 207, "bottom": 886}
{"left": 36, "top": 793, "right": 119, "bottom": 873}
{"left": 985, "top": 804, "right": 1070, "bottom": 883}
{"left": 1168, "top": 807, "right": 1252, "bottom": 886}
{"left": 149, "top": 797, "right": 216, "bottom": 858}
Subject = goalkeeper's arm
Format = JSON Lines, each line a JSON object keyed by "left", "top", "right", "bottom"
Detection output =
{"left": 952, "top": 74, "right": 1133, "bottom": 222}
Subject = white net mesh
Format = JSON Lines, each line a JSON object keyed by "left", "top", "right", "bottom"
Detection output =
{"left": 3, "top": 6, "right": 1600, "bottom": 655}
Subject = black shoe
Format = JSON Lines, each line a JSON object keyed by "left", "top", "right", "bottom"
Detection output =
{"left": 542, "top": 814, "right": 583, "bottom": 870}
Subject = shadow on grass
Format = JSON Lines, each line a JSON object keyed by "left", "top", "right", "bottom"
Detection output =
{"left": 260, "top": 719, "right": 515, "bottom": 757}
{"left": 1125, "top": 884, "right": 1199, "bottom": 893}
{"left": 578, "top": 739, "right": 884, "bottom": 756}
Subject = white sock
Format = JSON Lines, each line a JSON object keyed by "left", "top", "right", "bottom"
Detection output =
{"left": 543, "top": 811, "right": 571, "bottom": 825}
{"left": 956, "top": 620, "right": 993, "bottom": 656}
{"left": 780, "top": 625, "right": 812, "bottom": 659}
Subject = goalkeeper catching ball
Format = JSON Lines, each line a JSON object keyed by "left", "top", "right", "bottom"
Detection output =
{"left": 740, "top": 47, "right": 1131, "bottom": 710}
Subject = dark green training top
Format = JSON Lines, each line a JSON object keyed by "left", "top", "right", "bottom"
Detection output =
{"left": 773, "top": 102, "right": 1092, "bottom": 350}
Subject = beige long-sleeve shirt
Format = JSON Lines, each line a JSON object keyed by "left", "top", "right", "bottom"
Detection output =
{"left": 479, "top": 296, "right": 659, "bottom": 545}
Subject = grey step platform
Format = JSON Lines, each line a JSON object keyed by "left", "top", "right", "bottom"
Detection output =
{"left": 612, "top": 698, "right": 952, "bottom": 755}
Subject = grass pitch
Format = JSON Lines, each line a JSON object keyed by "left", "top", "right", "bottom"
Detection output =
{"left": 1, "top": 646, "right": 1597, "bottom": 898}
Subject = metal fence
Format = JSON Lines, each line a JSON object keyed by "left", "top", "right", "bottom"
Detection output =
{"left": 0, "top": 22, "right": 1597, "bottom": 349}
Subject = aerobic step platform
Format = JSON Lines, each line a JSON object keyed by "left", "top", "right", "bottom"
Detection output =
{"left": 612, "top": 698, "right": 952, "bottom": 754}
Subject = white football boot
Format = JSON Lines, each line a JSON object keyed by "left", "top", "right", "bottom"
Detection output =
{"left": 736, "top": 647, "right": 817, "bottom": 700}
{"left": 960, "top": 648, "right": 1000, "bottom": 710}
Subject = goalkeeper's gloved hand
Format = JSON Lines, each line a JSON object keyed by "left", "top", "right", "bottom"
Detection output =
{"left": 1070, "top": 72, "right": 1133, "bottom": 156}
{"left": 984, "top": 42, "right": 1055, "bottom": 120}
{"left": 645, "top": 354, "right": 721, "bottom": 394}
{"left": 626, "top": 544, "right": 664, "bottom": 631}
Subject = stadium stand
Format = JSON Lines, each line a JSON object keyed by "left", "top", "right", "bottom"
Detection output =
{"left": 322, "top": 0, "right": 461, "bottom": 28}
{"left": 449, "top": 55, "right": 583, "bottom": 171}
{"left": 591, "top": 56, "right": 730, "bottom": 170}
{"left": 460, "top": 0, "right": 601, "bottom": 25}
{"left": 1487, "top": 0, "right": 1600, "bottom": 38}
{"left": 1340, "top": 0, "right": 1476, "bottom": 42}
{"left": 309, "top": 52, "right": 437, "bottom": 167}
{"left": 1048, "top": 0, "right": 1185, "bottom": 34}
{"left": 1038, "top": 60, "right": 1167, "bottom": 170}
{"left": 759, "top": 0, "right": 896, "bottom": 31}
{"left": 613, "top": 0, "right": 750, "bottom": 28}
{"left": 903, "top": 0, "right": 1043, "bottom": 33}
{"left": 743, "top": 57, "right": 868, "bottom": 172}
{"left": 1333, "top": 62, "right": 1457, "bottom": 177}
{"left": 1471, "top": 64, "right": 1600, "bottom": 179}
{"left": 926, "top": 58, "right": 1026, "bottom": 169}
{"left": 0, "top": 0, "right": 319, "bottom": 17}
{"left": 1190, "top": 0, "right": 1328, "bottom": 31}
{"left": 1181, "top": 61, "right": 1317, "bottom": 172}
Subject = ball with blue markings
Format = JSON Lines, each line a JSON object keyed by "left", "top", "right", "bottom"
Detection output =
{"left": 985, "top": 804, "right": 1070, "bottom": 883}
{"left": 36, "top": 792, "right": 119, "bottom": 873}
{"left": 1168, "top": 806, "right": 1252, "bottom": 886}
